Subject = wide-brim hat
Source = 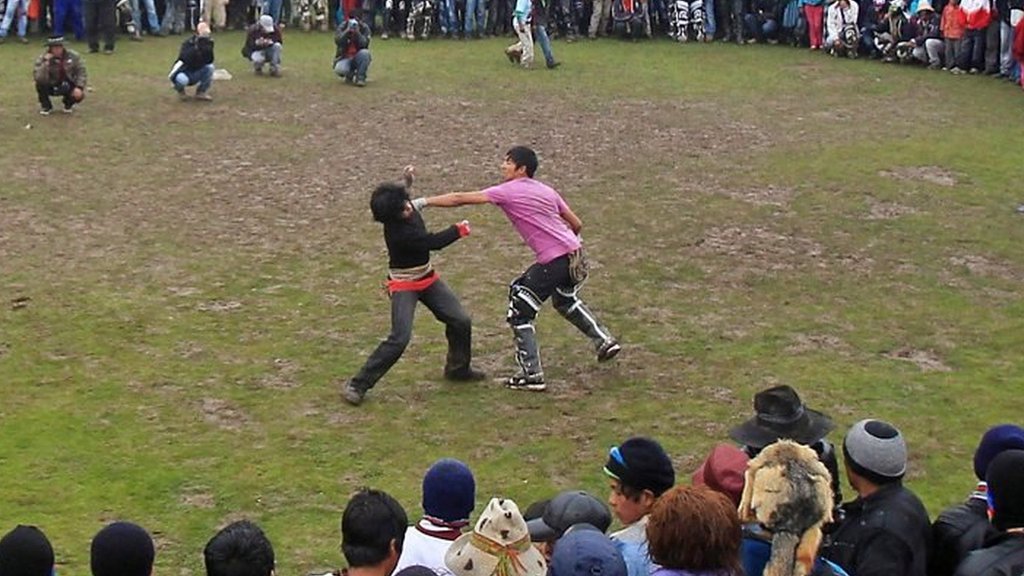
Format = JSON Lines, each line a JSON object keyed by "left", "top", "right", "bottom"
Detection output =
{"left": 445, "top": 498, "right": 547, "bottom": 576}
{"left": 729, "top": 385, "right": 835, "bottom": 449}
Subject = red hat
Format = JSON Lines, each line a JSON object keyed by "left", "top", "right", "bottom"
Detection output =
{"left": 691, "top": 444, "right": 749, "bottom": 507}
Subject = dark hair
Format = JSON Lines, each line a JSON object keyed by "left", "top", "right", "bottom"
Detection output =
{"left": 349, "top": 8, "right": 363, "bottom": 20}
{"left": 370, "top": 184, "right": 410, "bottom": 223}
{"left": 203, "top": 521, "right": 275, "bottom": 576}
{"left": 647, "top": 486, "right": 741, "bottom": 574}
{"left": 341, "top": 489, "right": 409, "bottom": 568}
{"left": 506, "top": 146, "right": 538, "bottom": 178}
{"left": 842, "top": 443, "right": 902, "bottom": 486}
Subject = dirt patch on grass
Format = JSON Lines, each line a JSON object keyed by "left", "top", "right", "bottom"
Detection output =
{"left": 884, "top": 347, "right": 952, "bottom": 372}
{"left": 949, "top": 254, "right": 1022, "bottom": 283}
{"left": 697, "top": 226, "right": 824, "bottom": 271}
{"left": 786, "top": 333, "right": 851, "bottom": 356}
{"left": 879, "top": 166, "right": 959, "bottom": 187}
{"left": 716, "top": 184, "right": 795, "bottom": 208}
{"left": 180, "top": 488, "right": 216, "bottom": 509}
{"left": 866, "top": 199, "right": 918, "bottom": 220}
{"left": 201, "top": 397, "right": 250, "bottom": 430}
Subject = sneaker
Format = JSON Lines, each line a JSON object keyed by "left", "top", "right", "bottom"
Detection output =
{"left": 381, "top": 31, "right": 389, "bottom": 39}
{"left": 355, "top": 78, "right": 366, "bottom": 87}
{"left": 194, "top": 91, "right": 212, "bottom": 101}
{"left": 270, "top": 66, "right": 280, "bottom": 77}
{"left": 102, "top": 48, "right": 114, "bottom": 54}
{"left": 255, "top": 66, "right": 264, "bottom": 75}
{"left": 546, "top": 60, "right": 561, "bottom": 69}
{"left": 341, "top": 382, "right": 365, "bottom": 406}
{"left": 968, "top": 67, "right": 979, "bottom": 74}
{"left": 950, "top": 66, "right": 964, "bottom": 74}
{"left": 177, "top": 89, "right": 190, "bottom": 101}
{"left": 344, "top": 75, "right": 354, "bottom": 84}
{"left": 62, "top": 105, "right": 74, "bottom": 114}
{"left": 19, "top": 36, "right": 29, "bottom": 43}
{"left": 39, "top": 108, "right": 52, "bottom": 116}
{"left": 130, "top": 33, "right": 143, "bottom": 41}
{"left": 505, "top": 372, "right": 546, "bottom": 392}
{"left": 597, "top": 339, "right": 621, "bottom": 362}
{"left": 445, "top": 367, "right": 488, "bottom": 382}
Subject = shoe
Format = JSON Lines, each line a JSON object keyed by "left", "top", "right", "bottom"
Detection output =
{"left": 88, "top": 47, "right": 99, "bottom": 53}
{"left": 381, "top": 31, "right": 389, "bottom": 39}
{"left": 177, "top": 89, "right": 190, "bottom": 101}
{"left": 39, "top": 108, "right": 52, "bottom": 116}
{"left": 597, "top": 339, "right": 621, "bottom": 362}
{"left": 103, "top": 47, "right": 114, "bottom": 54}
{"left": 968, "top": 67, "right": 979, "bottom": 74}
{"left": 546, "top": 60, "right": 561, "bottom": 69}
{"left": 344, "top": 75, "right": 354, "bottom": 84}
{"left": 928, "top": 63, "right": 941, "bottom": 70}
{"left": 950, "top": 66, "right": 963, "bottom": 74}
{"left": 506, "top": 372, "right": 546, "bottom": 392}
{"left": 194, "top": 91, "right": 212, "bottom": 101}
{"left": 355, "top": 78, "right": 366, "bottom": 87}
{"left": 62, "top": 106, "right": 74, "bottom": 114}
{"left": 255, "top": 66, "right": 264, "bottom": 75}
{"left": 445, "top": 367, "right": 488, "bottom": 382}
{"left": 341, "top": 382, "right": 365, "bottom": 406}
{"left": 270, "top": 66, "right": 280, "bottom": 77}
{"left": 19, "top": 36, "right": 29, "bottom": 43}
{"left": 130, "top": 33, "right": 142, "bottom": 41}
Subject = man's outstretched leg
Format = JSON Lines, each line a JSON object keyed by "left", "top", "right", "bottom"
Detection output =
{"left": 553, "top": 284, "right": 620, "bottom": 362}
{"left": 343, "top": 291, "right": 417, "bottom": 405}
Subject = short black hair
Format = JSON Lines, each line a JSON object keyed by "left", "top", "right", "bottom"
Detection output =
{"left": 370, "top": 184, "right": 410, "bottom": 223}
{"left": 341, "top": 489, "right": 409, "bottom": 568}
{"left": 204, "top": 521, "right": 275, "bottom": 576}
{"left": 506, "top": 146, "right": 538, "bottom": 178}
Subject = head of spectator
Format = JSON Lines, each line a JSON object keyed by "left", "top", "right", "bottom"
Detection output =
{"left": 985, "top": 450, "right": 1024, "bottom": 531}
{"left": 204, "top": 520, "right": 275, "bottom": 576}
{"left": 422, "top": 459, "right": 476, "bottom": 528}
{"left": 729, "top": 386, "right": 835, "bottom": 452}
{"left": 0, "top": 525, "right": 55, "bottom": 576}
{"left": 393, "top": 567, "right": 435, "bottom": 576}
{"left": 691, "top": 444, "right": 749, "bottom": 508}
{"left": 445, "top": 498, "right": 546, "bottom": 576}
{"left": 646, "top": 486, "right": 742, "bottom": 575}
{"left": 90, "top": 522, "right": 155, "bottom": 576}
{"left": 739, "top": 440, "right": 833, "bottom": 576}
{"left": 973, "top": 424, "right": 1024, "bottom": 482}
{"left": 342, "top": 489, "right": 409, "bottom": 576}
{"left": 547, "top": 527, "right": 626, "bottom": 576}
{"left": 196, "top": 22, "right": 211, "bottom": 37}
{"left": 842, "top": 419, "right": 907, "bottom": 494}
{"left": 603, "top": 437, "right": 675, "bottom": 526}
{"left": 527, "top": 491, "right": 611, "bottom": 543}
{"left": 44, "top": 35, "right": 66, "bottom": 57}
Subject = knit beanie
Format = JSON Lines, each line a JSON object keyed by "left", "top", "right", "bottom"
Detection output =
{"left": 422, "top": 459, "right": 476, "bottom": 524}
{"left": 604, "top": 437, "right": 675, "bottom": 497}
{"left": 90, "top": 522, "right": 155, "bottom": 576}
{"left": 986, "top": 450, "right": 1024, "bottom": 531}
{"left": 0, "top": 526, "right": 54, "bottom": 576}
{"left": 973, "top": 425, "right": 1024, "bottom": 481}
{"left": 843, "top": 420, "right": 907, "bottom": 480}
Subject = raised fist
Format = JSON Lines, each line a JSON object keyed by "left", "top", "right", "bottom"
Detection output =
{"left": 456, "top": 220, "right": 471, "bottom": 237}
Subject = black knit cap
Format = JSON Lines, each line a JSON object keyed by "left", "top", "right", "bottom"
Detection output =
{"left": 986, "top": 449, "right": 1024, "bottom": 531}
{"left": 90, "top": 522, "right": 154, "bottom": 576}
{"left": 603, "top": 437, "right": 675, "bottom": 497}
{"left": 0, "top": 525, "right": 54, "bottom": 576}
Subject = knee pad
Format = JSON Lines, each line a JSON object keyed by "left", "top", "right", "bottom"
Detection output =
{"left": 507, "top": 283, "right": 542, "bottom": 325}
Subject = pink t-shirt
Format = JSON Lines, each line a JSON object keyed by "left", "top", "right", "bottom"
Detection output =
{"left": 484, "top": 177, "right": 581, "bottom": 264}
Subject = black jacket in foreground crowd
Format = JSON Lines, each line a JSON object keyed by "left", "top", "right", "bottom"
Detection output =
{"left": 178, "top": 35, "right": 215, "bottom": 71}
{"left": 953, "top": 532, "right": 1024, "bottom": 576}
{"left": 930, "top": 496, "right": 996, "bottom": 576}
{"left": 819, "top": 482, "right": 931, "bottom": 576}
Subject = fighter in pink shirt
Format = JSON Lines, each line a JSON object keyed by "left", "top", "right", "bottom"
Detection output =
{"left": 420, "top": 146, "right": 620, "bottom": 391}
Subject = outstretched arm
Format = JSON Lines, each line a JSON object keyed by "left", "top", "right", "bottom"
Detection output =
{"left": 424, "top": 192, "right": 491, "bottom": 207}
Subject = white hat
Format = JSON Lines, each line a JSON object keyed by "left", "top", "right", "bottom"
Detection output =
{"left": 916, "top": 0, "right": 933, "bottom": 12}
{"left": 259, "top": 14, "right": 274, "bottom": 31}
{"left": 445, "top": 498, "right": 547, "bottom": 576}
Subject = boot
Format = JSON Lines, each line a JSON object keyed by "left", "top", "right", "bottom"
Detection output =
{"left": 507, "top": 324, "right": 544, "bottom": 390}
{"left": 559, "top": 301, "right": 619, "bottom": 361}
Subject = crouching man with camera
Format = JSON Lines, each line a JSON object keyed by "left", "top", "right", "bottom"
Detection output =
{"left": 333, "top": 11, "right": 372, "bottom": 86}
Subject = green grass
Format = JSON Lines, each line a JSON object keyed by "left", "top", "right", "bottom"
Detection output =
{"left": 2, "top": 30, "right": 1024, "bottom": 575}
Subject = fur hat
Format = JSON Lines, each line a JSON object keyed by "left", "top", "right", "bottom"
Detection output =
{"left": 548, "top": 528, "right": 626, "bottom": 576}
{"left": 985, "top": 450, "right": 1024, "bottom": 531}
{"left": 526, "top": 491, "right": 611, "bottom": 542}
{"left": 973, "top": 424, "right": 1024, "bottom": 481}
{"left": 0, "top": 526, "right": 54, "bottom": 576}
{"left": 603, "top": 437, "right": 675, "bottom": 497}
{"left": 423, "top": 459, "right": 476, "bottom": 525}
{"left": 844, "top": 419, "right": 907, "bottom": 480}
{"left": 445, "top": 498, "right": 546, "bottom": 576}
{"left": 692, "top": 444, "right": 749, "bottom": 507}
{"left": 729, "top": 386, "right": 835, "bottom": 450}
{"left": 739, "top": 440, "right": 833, "bottom": 576}
{"left": 90, "top": 522, "right": 155, "bottom": 576}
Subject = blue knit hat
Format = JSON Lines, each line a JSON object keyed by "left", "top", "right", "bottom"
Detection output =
{"left": 90, "top": 522, "right": 154, "bottom": 576}
{"left": 973, "top": 424, "right": 1024, "bottom": 481}
{"left": 422, "top": 459, "right": 475, "bottom": 524}
{"left": 0, "top": 525, "right": 54, "bottom": 576}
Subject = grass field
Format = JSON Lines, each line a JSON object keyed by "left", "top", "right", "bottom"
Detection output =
{"left": 1, "top": 29, "right": 1024, "bottom": 575}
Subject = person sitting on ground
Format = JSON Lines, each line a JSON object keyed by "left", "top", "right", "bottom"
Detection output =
{"left": 333, "top": 11, "right": 372, "bottom": 86}
{"left": 526, "top": 490, "right": 612, "bottom": 561}
{"left": 168, "top": 21, "right": 215, "bottom": 101}
{"left": 90, "top": 522, "right": 155, "bottom": 576}
{"left": 818, "top": 419, "right": 931, "bottom": 576}
{"left": 341, "top": 169, "right": 485, "bottom": 407}
{"left": 930, "top": 424, "right": 1024, "bottom": 576}
{"left": 33, "top": 36, "right": 87, "bottom": 115}
{"left": 445, "top": 498, "right": 547, "bottom": 576}
{"left": 647, "top": 485, "right": 742, "bottom": 576}
{"left": 612, "top": 0, "right": 649, "bottom": 38}
{"left": 394, "top": 459, "right": 477, "bottom": 575}
{"left": 548, "top": 527, "right": 627, "bottom": 576}
{"left": 0, "top": 525, "right": 55, "bottom": 576}
{"left": 908, "top": 0, "right": 943, "bottom": 67}
{"left": 244, "top": 14, "right": 283, "bottom": 76}
{"left": 744, "top": 0, "right": 780, "bottom": 42}
{"left": 874, "top": 0, "right": 917, "bottom": 62}
{"left": 825, "top": 0, "right": 859, "bottom": 55}
{"left": 204, "top": 520, "right": 276, "bottom": 576}
{"left": 341, "top": 489, "right": 410, "bottom": 576}
{"left": 602, "top": 437, "right": 675, "bottom": 576}
{"left": 953, "top": 449, "right": 1024, "bottom": 576}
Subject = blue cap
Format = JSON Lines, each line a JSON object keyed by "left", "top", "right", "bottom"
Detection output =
{"left": 549, "top": 528, "right": 626, "bottom": 576}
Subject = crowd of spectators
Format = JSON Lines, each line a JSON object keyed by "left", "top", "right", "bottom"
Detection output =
{"left": 3, "top": 385, "right": 1024, "bottom": 576}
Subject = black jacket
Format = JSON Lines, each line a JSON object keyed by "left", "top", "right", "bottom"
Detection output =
{"left": 930, "top": 496, "right": 995, "bottom": 576}
{"left": 383, "top": 210, "right": 460, "bottom": 269}
{"left": 177, "top": 35, "right": 215, "bottom": 70}
{"left": 820, "top": 483, "right": 931, "bottom": 576}
{"left": 953, "top": 532, "right": 1024, "bottom": 576}
{"left": 334, "top": 21, "right": 370, "bottom": 62}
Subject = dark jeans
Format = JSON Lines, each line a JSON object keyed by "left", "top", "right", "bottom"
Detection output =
{"left": 36, "top": 80, "right": 79, "bottom": 110}
{"left": 84, "top": 0, "right": 117, "bottom": 50}
{"left": 959, "top": 27, "right": 985, "bottom": 70}
{"left": 350, "top": 278, "right": 472, "bottom": 392}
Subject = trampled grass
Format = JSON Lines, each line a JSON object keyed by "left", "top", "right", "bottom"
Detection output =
{"left": 1, "top": 30, "right": 1023, "bottom": 575}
